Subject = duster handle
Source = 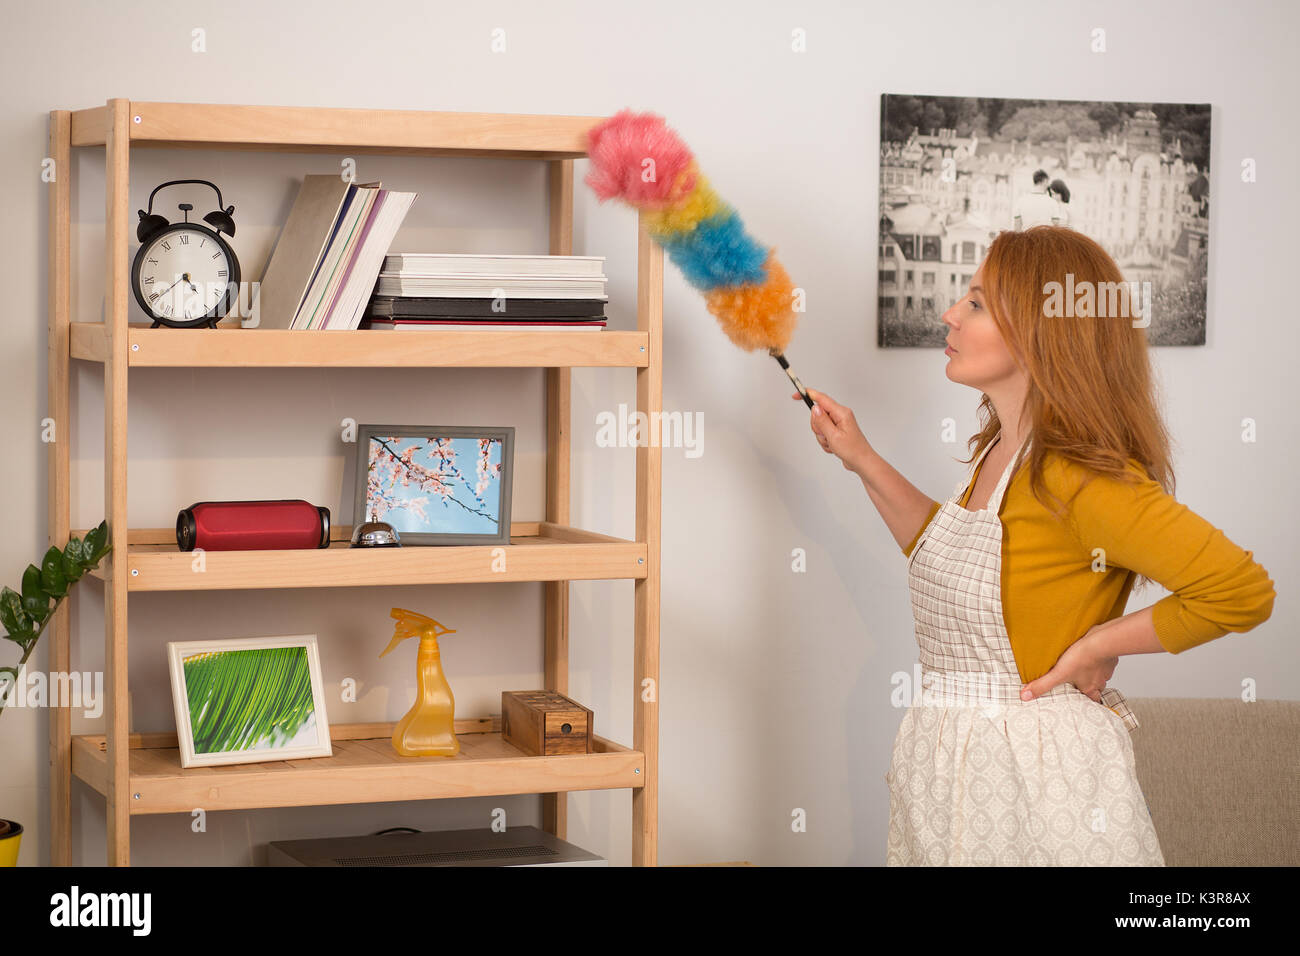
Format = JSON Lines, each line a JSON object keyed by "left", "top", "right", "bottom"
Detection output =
{"left": 771, "top": 350, "right": 814, "bottom": 409}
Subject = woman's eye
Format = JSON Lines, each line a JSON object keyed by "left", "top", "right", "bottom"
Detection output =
{"left": 970, "top": 299, "right": 980, "bottom": 310}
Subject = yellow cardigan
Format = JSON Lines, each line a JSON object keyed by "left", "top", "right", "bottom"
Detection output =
{"left": 902, "top": 449, "right": 1276, "bottom": 683}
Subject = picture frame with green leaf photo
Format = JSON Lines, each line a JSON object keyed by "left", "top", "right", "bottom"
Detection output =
{"left": 167, "top": 634, "right": 332, "bottom": 768}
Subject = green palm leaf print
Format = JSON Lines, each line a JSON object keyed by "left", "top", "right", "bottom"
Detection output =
{"left": 183, "top": 647, "right": 316, "bottom": 754}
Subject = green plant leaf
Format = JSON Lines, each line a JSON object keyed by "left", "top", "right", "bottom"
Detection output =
{"left": 0, "top": 587, "right": 32, "bottom": 643}
{"left": 21, "top": 564, "right": 51, "bottom": 623}
{"left": 84, "top": 522, "right": 104, "bottom": 554}
{"left": 40, "top": 546, "right": 68, "bottom": 599}
{"left": 84, "top": 521, "right": 110, "bottom": 564}
{"left": 1, "top": 630, "right": 32, "bottom": 650}
{"left": 61, "top": 537, "right": 86, "bottom": 582}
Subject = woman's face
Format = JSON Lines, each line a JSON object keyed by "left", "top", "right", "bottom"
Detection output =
{"left": 942, "top": 264, "right": 1021, "bottom": 389}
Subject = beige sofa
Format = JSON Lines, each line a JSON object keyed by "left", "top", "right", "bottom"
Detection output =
{"left": 1129, "top": 697, "right": 1299, "bottom": 866}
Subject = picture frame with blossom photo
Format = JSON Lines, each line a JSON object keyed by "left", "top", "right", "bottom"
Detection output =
{"left": 352, "top": 424, "right": 515, "bottom": 546}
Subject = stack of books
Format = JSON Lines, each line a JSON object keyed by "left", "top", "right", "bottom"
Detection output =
{"left": 249, "top": 174, "right": 418, "bottom": 330}
{"left": 362, "top": 254, "right": 607, "bottom": 331}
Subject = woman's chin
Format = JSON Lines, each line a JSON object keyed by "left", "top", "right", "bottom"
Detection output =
{"left": 944, "top": 363, "right": 975, "bottom": 387}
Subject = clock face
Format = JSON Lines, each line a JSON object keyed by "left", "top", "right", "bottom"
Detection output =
{"left": 135, "top": 226, "right": 234, "bottom": 323}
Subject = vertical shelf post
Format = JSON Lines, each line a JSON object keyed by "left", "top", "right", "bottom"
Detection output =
{"left": 543, "top": 159, "right": 573, "bottom": 840}
{"left": 103, "top": 98, "right": 131, "bottom": 866}
{"left": 633, "top": 212, "right": 662, "bottom": 866}
{"left": 47, "top": 109, "right": 72, "bottom": 866}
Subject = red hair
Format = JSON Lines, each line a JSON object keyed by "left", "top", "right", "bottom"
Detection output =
{"left": 969, "top": 225, "right": 1175, "bottom": 589}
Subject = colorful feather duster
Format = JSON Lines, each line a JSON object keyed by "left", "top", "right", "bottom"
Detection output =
{"left": 584, "top": 109, "right": 813, "bottom": 407}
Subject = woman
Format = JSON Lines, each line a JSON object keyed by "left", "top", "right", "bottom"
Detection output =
{"left": 798, "top": 226, "right": 1275, "bottom": 866}
{"left": 1048, "top": 178, "right": 1072, "bottom": 226}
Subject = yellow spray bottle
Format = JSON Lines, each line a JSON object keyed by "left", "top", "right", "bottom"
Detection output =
{"left": 380, "top": 607, "right": 460, "bottom": 757}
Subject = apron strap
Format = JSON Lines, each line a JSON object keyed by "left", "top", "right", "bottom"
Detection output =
{"left": 988, "top": 432, "right": 1032, "bottom": 515}
{"left": 951, "top": 435, "right": 1002, "bottom": 502}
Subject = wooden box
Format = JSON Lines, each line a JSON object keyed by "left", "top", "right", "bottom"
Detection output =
{"left": 501, "top": 691, "right": 593, "bottom": 756}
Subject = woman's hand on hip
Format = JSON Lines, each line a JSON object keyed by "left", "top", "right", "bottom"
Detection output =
{"left": 794, "top": 387, "right": 870, "bottom": 473}
{"left": 1019, "top": 625, "right": 1118, "bottom": 703}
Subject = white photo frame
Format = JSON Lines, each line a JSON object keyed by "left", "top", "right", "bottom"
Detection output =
{"left": 167, "top": 634, "right": 332, "bottom": 768}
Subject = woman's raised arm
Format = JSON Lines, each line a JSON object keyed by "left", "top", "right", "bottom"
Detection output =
{"left": 797, "top": 387, "right": 939, "bottom": 554}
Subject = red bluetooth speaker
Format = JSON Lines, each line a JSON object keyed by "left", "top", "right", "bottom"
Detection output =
{"left": 176, "top": 500, "right": 331, "bottom": 551}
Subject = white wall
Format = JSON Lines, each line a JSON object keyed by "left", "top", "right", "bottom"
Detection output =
{"left": 0, "top": 0, "right": 1294, "bottom": 866}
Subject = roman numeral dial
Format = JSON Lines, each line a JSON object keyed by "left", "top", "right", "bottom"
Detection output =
{"left": 132, "top": 224, "right": 239, "bottom": 327}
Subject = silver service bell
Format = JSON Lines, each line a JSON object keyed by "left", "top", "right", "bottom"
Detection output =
{"left": 350, "top": 511, "right": 401, "bottom": 548}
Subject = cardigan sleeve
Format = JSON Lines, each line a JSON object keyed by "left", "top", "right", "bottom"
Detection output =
{"left": 902, "top": 499, "right": 942, "bottom": 558}
{"left": 1054, "top": 457, "right": 1276, "bottom": 654}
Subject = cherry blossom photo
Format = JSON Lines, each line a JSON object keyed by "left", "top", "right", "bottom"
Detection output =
{"left": 353, "top": 425, "right": 515, "bottom": 545}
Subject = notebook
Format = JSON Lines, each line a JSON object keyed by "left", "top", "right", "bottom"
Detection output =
{"left": 247, "top": 174, "right": 362, "bottom": 330}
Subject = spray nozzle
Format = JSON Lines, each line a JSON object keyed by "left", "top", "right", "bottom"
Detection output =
{"left": 380, "top": 607, "right": 457, "bottom": 658}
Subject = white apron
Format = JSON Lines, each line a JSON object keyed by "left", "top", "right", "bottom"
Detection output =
{"left": 885, "top": 431, "right": 1165, "bottom": 865}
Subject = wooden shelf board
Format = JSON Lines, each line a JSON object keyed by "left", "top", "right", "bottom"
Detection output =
{"left": 68, "top": 101, "right": 601, "bottom": 158}
{"left": 70, "top": 720, "right": 643, "bottom": 815}
{"left": 69, "top": 325, "right": 648, "bottom": 368}
{"left": 84, "top": 521, "right": 645, "bottom": 591}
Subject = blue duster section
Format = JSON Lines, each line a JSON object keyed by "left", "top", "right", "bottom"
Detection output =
{"left": 656, "top": 211, "right": 770, "bottom": 291}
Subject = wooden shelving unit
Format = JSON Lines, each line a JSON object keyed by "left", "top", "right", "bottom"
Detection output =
{"left": 47, "top": 99, "right": 663, "bottom": 866}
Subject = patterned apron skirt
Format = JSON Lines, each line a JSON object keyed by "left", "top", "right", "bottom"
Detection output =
{"left": 886, "top": 433, "right": 1165, "bottom": 865}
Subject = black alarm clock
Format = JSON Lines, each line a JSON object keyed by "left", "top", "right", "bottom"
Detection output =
{"left": 131, "top": 179, "right": 241, "bottom": 328}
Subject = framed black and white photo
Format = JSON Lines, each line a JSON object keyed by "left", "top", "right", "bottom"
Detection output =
{"left": 353, "top": 424, "right": 514, "bottom": 546}
{"left": 877, "top": 94, "right": 1211, "bottom": 347}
